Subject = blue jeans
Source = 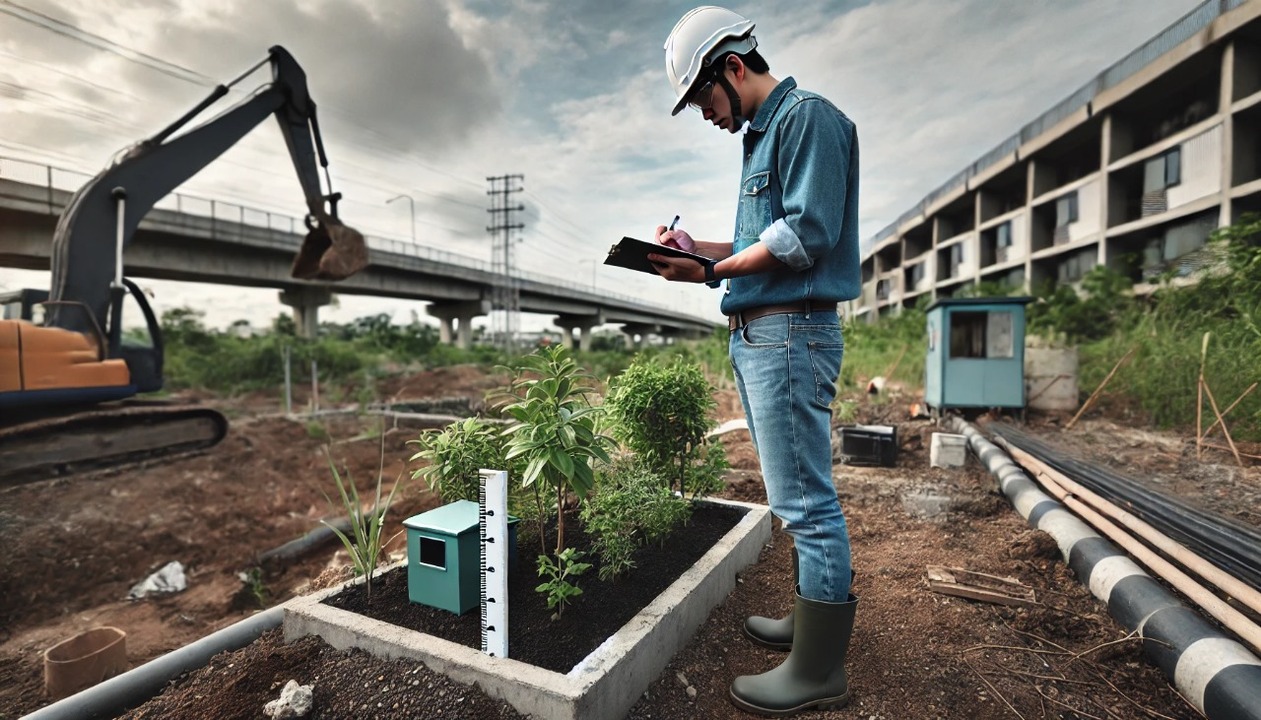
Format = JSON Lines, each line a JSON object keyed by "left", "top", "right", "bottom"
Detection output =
{"left": 730, "top": 310, "right": 851, "bottom": 603}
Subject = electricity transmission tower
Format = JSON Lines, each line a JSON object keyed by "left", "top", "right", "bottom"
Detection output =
{"left": 486, "top": 174, "right": 524, "bottom": 351}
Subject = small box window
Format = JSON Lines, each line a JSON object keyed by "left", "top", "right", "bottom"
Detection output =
{"left": 419, "top": 537, "right": 446, "bottom": 569}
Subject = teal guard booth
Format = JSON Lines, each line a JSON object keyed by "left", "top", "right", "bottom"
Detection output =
{"left": 925, "top": 297, "right": 1033, "bottom": 412}
{"left": 403, "top": 500, "right": 518, "bottom": 615}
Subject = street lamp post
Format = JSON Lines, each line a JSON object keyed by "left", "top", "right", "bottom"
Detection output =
{"left": 387, "top": 194, "right": 415, "bottom": 243}
{"left": 579, "top": 258, "right": 597, "bottom": 289}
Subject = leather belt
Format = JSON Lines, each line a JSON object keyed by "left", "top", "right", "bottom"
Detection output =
{"left": 727, "top": 300, "right": 835, "bottom": 332}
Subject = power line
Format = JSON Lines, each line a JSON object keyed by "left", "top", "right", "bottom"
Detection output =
{"left": 0, "top": 0, "right": 488, "bottom": 195}
{"left": 0, "top": 0, "right": 211, "bottom": 85}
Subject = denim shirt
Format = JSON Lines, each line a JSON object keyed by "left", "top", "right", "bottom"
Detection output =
{"left": 722, "top": 77, "right": 861, "bottom": 315}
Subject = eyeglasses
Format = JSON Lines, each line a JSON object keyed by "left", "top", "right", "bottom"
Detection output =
{"left": 687, "top": 80, "right": 715, "bottom": 112}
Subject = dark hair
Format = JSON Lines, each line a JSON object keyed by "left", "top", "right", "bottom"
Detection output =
{"left": 708, "top": 48, "right": 769, "bottom": 76}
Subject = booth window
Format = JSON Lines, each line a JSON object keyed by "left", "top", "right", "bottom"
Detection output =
{"left": 949, "top": 311, "right": 1014, "bottom": 359}
{"left": 419, "top": 537, "right": 447, "bottom": 569}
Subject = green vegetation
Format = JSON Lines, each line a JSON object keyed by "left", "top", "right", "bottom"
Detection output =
{"left": 841, "top": 215, "right": 1261, "bottom": 441}
{"left": 320, "top": 443, "right": 404, "bottom": 603}
{"left": 604, "top": 356, "right": 728, "bottom": 498}
{"left": 496, "top": 345, "right": 613, "bottom": 558}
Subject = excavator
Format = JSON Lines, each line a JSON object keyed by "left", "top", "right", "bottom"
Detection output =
{"left": 0, "top": 46, "right": 368, "bottom": 483}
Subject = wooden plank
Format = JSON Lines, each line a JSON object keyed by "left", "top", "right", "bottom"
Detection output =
{"left": 926, "top": 565, "right": 1038, "bottom": 607}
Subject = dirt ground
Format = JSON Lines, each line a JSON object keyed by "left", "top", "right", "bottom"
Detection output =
{"left": 1, "top": 363, "right": 1258, "bottom": 719}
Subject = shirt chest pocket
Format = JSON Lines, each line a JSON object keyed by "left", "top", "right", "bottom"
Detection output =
{"left": 737, "top": 171, "right": 772, "bottom": 241}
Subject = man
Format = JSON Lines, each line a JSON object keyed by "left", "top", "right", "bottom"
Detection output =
{"left": 649, "top": 6, "right": 861, "bottom": 716}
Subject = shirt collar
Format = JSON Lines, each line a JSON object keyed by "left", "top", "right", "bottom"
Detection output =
{"left": 747, "top": 77, "right": 797, "bottom": 133}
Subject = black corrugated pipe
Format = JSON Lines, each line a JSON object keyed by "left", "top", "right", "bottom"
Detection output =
{"left": 20, "top": 607, "right": 282, "bottom": 720}
{"left": 991, "top": 423, "right": 1261, "bottom": 591}
{"left": 257, "top": 515, "right": 354, "bottom": 567}
{"left": 948, "top": 417, "right": 1261, "bottom": 720}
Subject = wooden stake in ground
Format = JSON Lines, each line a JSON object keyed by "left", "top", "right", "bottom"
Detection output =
{"left": 1066, "top": 347, "right": 1135, "bottom": 430}
{"left": 1203, "top": 380, "right": 1246, "bottom": 467}
{"left": 1197, "top": 333, "right": 1208, "bottom": 460}
{"left": 1201, "top": 381, "right": 1257, "bottom": 441}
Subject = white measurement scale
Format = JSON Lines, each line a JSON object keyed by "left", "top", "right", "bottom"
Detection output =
{"left": 478, "top": 469, "right": 509, "bottom": 658}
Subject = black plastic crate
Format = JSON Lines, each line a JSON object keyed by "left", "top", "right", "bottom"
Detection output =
{"left": 838, "top": 425, "right": 898, "bottom": 467}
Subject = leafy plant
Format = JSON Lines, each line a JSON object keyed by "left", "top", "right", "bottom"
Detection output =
{"left": 497, "top": 345, "right": 612, "bottom": 557}
{"left": 408, "top": 417, "right": 507, "bottom": 504}
{"left": 580, "top": 458, "right": 693, "bottom": 581}
{"left": 320, "top": 445, "right": 403, "bottom": 603}
{"left": 406, "top": 417, "right": 541, "bottom": 538}
{"left": 604, "top": 357, "right": 726, "bottom": 497}
{"left": 535, "top": 547, "right": 591, "bottom": 618}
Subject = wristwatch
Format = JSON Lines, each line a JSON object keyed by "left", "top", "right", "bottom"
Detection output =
{"left": 704, "top": 259, "right": 722, "bottom": 289}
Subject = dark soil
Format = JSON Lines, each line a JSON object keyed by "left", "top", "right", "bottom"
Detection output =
{"left": 324, "top": 503, "right": 747, "bottom": 673}
{"left": 119, "top": 631, "right": 525, "bottom": 720}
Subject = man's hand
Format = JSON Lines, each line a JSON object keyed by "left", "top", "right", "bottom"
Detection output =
{"left": 646, "top": 253, "right": 708, "bottom": 283}
{"left": 655, "top": 224, "right": 696, "bottom": 253}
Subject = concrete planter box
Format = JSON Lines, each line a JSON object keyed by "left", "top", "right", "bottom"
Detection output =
{"left": 283, "top": 498, "right": 771, "bottom": 720}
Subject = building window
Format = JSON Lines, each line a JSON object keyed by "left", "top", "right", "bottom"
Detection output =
{"left": 908, "top": 263, "right": 925, "bottom": 289}
{"left": 949, "top": 311, "right": 1015, "bottom": 359}
{"left": 1055, "top": 193, "right": 1079, "bottom": 228}
{"left": 1165, "top": 147, "right": 1181, "bottom": 187}
{"left": 950, "top": 243, "right": 964, "bottom": 271}
{"left": 996, "top": 222, "right": 1013, "bottom": 248}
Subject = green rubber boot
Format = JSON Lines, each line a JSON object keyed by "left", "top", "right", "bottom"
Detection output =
{"left": 730, "top": 592, "right": 858, "bottom": 716}
{"left": 743, "top": 548, "right": 798, "bottom": 651}
{"left": 744, "top": 550, "right": 853, "bottom": 652}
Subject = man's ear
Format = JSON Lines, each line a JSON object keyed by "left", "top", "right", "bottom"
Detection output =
{"left": 726, "top": 54, "right": 744, "bottom": 83}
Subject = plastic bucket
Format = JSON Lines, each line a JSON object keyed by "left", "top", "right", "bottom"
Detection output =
{"left": 43, "top": 626, "right": 128, "bottom": 700}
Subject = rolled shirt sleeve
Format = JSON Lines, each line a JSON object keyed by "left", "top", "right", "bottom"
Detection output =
{"left": 758, "top": 98, "right": 853, "bottom": 272}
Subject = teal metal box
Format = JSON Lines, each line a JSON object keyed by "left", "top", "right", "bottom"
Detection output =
{"left": 925, "top": 297, "right": 1033, "bottom": 411}
{"left": 403, "top": 500, "right": 518, "bottom": 615}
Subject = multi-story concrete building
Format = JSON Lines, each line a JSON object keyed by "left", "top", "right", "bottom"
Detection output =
{"left": 856, "top": 0, "right": 1261, "bottom": 320}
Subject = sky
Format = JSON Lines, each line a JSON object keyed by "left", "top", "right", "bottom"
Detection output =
{"left": 0, "top": 0, "right": 1207, "bottom": 332}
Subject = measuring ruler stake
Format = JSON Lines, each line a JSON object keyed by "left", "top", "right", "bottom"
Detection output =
{"left": 478, "top": 469, "right": 509, "bottom": 658}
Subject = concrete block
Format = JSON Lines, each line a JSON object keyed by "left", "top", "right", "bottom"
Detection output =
{"left": 931, "top": 432, "right": 969, "bottom": 469}
{"left": 283, "top": 498, "right": 771, "bottom": 720}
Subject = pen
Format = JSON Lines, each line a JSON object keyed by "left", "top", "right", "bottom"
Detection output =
{"left": 667, "top": 215, "right": 679, "bottom": 232}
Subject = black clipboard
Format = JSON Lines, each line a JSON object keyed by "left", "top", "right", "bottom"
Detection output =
{"left": 603, "top": 236, "right": 710, "bottom": 276}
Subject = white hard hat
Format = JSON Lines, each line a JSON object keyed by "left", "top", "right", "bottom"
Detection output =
{"left": 664, "top": 6, "right": 757, "bottom": 116}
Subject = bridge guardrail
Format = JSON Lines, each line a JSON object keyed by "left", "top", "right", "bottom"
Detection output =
{"left": 0, "top": 155, "right": 712, "bottom": 325}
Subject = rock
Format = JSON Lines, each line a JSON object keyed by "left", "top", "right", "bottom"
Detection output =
{"left": 675, "top": 671, "right": 689, "bottom": 687}
{"left": 263, "top": 680, "right": 314, "bottom": 718}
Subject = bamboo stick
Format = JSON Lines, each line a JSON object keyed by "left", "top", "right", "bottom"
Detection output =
{"left": 1200, "top": 382, "right": 1258, "bottom": 441}
{"left": 1066, "top": 347, "right": 1135, "bottom": 430}
{"left": 1202, "top": 443, "right": 1261, "bottom": 461}
{"left": 1000, "top": 439, "right": 1261, "bottom": 649}
{"left": 883, "top": 344, "right": 909, "bottom": 381}
{"left": 1197, "top": 333, "right": 1208, "bottom": 460}
{"left": 1203, "top": 380, "right": 1245, "bottom": 467}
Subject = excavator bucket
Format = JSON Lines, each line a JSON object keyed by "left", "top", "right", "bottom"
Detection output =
{"left": 291, "top": 219, "right": 368, "bottom": 281}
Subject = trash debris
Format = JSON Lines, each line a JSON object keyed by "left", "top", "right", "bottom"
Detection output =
{"left": 706, "top": 418, "right": 749, "bottom": 438}
{"left": 264, "top": 679, "right": 314, "bottom": 718}
{"left": 925, "top": 566, "right": 1037, "bottom": 607}
{"left": 127, "top": 561, "right": 187, "bottom": 600}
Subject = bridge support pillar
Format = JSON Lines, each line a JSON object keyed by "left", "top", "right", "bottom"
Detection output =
{"left": 621, "top": 323, "right": 661, "bottom": 351}
{"left": 554, "top": 313, "right": 602, "bottom": 352}
{"left": 428, "top": 299, "right": 491, "bottom": 349}
{"left": 279, "top": 286, "right": 332, "bottom": 339}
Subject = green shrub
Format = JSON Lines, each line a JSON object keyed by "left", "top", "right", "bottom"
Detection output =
{"left": 580, "top": 458, "right": 693, "bottom": 581}
{"left": 604, "top": 357, "right": 727, "bottom": 497}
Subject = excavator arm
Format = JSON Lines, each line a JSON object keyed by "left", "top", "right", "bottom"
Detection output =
{"left": 48, "top": 45, "right": 366, "bottom": 344}
{"left": 0, "top": 46, "right": 366, "bottom": 484}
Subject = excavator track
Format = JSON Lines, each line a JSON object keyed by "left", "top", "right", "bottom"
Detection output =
{"left": 0, "top": 404, "right": 228, "bottom": 486}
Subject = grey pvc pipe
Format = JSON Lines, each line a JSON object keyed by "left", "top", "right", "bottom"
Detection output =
{"left": 21, "top": 607, "right": 283, "bottom": 720}
{"left": 947, "top": 417, "right": 1261, "bottom": 720}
